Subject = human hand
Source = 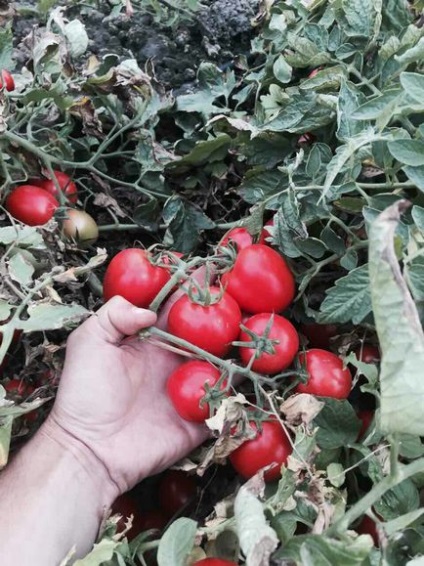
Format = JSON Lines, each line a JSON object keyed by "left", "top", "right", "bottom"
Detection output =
{"left": 46, "top": 279, "right": 209, "bottom": 496}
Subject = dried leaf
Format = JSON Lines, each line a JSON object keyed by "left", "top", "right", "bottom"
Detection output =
{"left": 281, "top": 394, "right": 324, "bottom": 426}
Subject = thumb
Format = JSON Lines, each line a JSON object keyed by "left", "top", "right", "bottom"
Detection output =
{"left": 78, "top": 296, "right": 157, "bottom": 345}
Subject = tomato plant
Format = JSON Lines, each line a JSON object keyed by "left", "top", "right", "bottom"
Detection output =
{"left": 0, "top": 69, "right": 14, "bottom": 91}
{"left": 221, "top": 245, "right": 295, "bottom": 314}
{"left": 296, "top": 349, "right": 352, "bottom": 399}
{"left": 229, "top": 420, "right": 292, "bottom": 482}
{"left": 32, "top": 171, "right": 78, "bottom": 204}
{"left": 62, "top": 209, "right": 99, "bottom": 247}
{"left": 103, "top": 249, "right": 171, "bottom": 308}
{"left": 158, "top": 470, "right": 197, "bottom": 516}
{"left": 238, "top": 313, "right": 299, "bottom": 374}
{"left": 167, "top": 286, "right": 242, "bottom": 357}
{"left": 167, "top": 360, "right": 224, "bottom": 423}
{"left": 5, "top": 185, "right": 59, "bottom": 226}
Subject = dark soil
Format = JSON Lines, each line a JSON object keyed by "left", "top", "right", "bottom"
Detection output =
{"left": 12, "top": 0, "right": 259, "bottom": 88}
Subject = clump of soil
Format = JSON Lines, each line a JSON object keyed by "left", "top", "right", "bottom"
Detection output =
{"left": 12, "top": 0, "right": 259, "bottom": 87}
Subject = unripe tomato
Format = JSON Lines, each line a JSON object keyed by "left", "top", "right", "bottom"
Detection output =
{"left": 355, "top": 344, "right": 380, "bottom": 364}
{"left": 301, "top": 323, "right": 338, "bottom": 350}
{"left": 6, "top": 185, "right": 59, "bottom": 226}
{"left": 167, "top": 287, "right": 242, "bottom": 357}
{"left": 219, "top": 227, "right": 254, "bottom": 251}
{"left": 0, "top": 70, "right": 15, "bottom": 91}
{"left": 221, "top": 245, "right": 295, "bottom": 314}
{"left": 32, "top": 171, "right": 78, "bottom": 204}
{"left": 229, "top": 420, "right": 292, "bottom": 482}
{"left": 356, "top": 515, "right": 379, "bottom": 547}
{"left": 194, "top": 560, "right": 238, "bottom": 565}
{"left": 103, "top": 249, "right": 171, "bottom": 308}
{"left": 167, "top": 360, "right": 224, "bottom": 423}
{"left": 158, "top": 470, "right": 197, "bottom": 516}
{"left": 238, "top": 314, "right": 299, "bottom": 374}
{"left": 62, "top": 209, "right": 99, "bottom": 247}
{"left": 258, "top": 218, "right": 274, "bottom": 245}
{"left": 296, "top": 349, "right": 352, "bottom": 399}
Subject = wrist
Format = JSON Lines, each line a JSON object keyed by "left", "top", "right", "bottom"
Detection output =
{"left": 39, "top": 417, "right": 120, "bottom": 511}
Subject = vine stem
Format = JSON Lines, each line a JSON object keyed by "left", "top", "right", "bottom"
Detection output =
{"left": 328, "top": 457, "right": 424, "bottom": 535}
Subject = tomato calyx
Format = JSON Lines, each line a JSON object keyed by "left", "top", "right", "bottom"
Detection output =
{"left": 185, "top": 282, "right": 224, "bottom": 307}
{"left": 234, "top": 314, "right": 280, "bottom": 360}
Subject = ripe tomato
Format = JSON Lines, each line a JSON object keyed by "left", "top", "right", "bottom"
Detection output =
{"left": 357, "top": 409, "right": 374, "bottom": 440}
{"left": 258, "top": 218, "right": 274, "bottom": 245}
{"left": 32, "top": 171, "right": 78, "bottom": 204}
{"left": 103, "top": 249, "right": 171, "bottom": 308}
{"left": 62, "top": 209, "right": 99, "bottom": 247}
{"left": 356, "top": 515, "right": 379, "bottom": 547}
{"left": 158, "top": 470, "right": 197, "bottom": 516}
{"left": 301, "top": 323, "right": 338, "bottom": 350}
{"left": 307, "top": 68, "right": 322, "bottom": 79}
{"left": 219, "top": 227, "right": 254, "bottom": 251}
{"left": 0, "top": 70, "right": 15, "bottom": 91}
{"left": 167, "top": 286, "right": 242, "bottom": 357}
{"left": 6, "top": 185, "right": 59, "bottom": 226}
{"left": 238, "top": 314, "right": 299, "bottom": 374}
{"left": 221, "top": 245, "right": 295, "bottom": 314}
{"left": 112, "top": 493, "right": 167, "bottom": 540}
{"left": 167, "top": 360, "right": 224, "bottom": 423}
{"left": 137, "top": 509, "right": 168, "bottom": 532}
{"left": 296, "top": 349, "right": 352, "bottom": 399}
{"left": 194, "top": 560, "right": 238, "bottom": 565}
{"left": 229, "top": 420, "right": 292, "bottom": 482}
{"left": 355, "top": 344, "right": 380, "bottom": 364}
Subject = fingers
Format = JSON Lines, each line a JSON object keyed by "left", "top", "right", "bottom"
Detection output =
{"left": 72, "top": 296, "right": 157, "bottom": 346}
{"left": 157, "top": 265, "right": 216, "bottom": 330}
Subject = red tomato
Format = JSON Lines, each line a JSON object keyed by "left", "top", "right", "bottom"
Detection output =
{"left": 167, "top": 361, "right": 223, "bottom": 423}
{"left": 103, "top": 249, "right": 171, "bottom": 308}
{"left": 357, "top": 409, "right": 374, "bottom": 440}
{"left": 137, "top": 509, "right": 168, "bottom": 532}
{"left": 356, "top": 515, "right": 379, "bottom": 547}
{"left": 296, "top": 349, "right": 352, "bottom": 399}
{"left": 297, "top": 132, "right": 316, "bottom": 145}
{"left": 229, "top": 420, "right": 292, "bottom": 482}
{"left": 194, "top": 560, "right": 238, "bottom": 566}
{"left": 0, "top": 70, "right": 15, "bottom": 91}
{"left": 167, "top": 286, "right": 241, "bottom": 357}
{"left": 301, "top": 323, "right": 338, "bottom": 350}
{"left": 307, "top": 68, "right": 322, "bottom": 79}
{"left": 219, "top": 227, "right": 254, "bottom": 251}
{"left": 158, "top": 470, "right": 197, "bottom": 516}
{"left": 238, "top": 314, "right": 299, "bottom": 374}
{"left": 112, "top": 493, "right": 167, "bottom": 540}
{"left": 32, "top": 171, "right": 78, "bottom": 204}
{"left": 221, "top": 245, "right": 295, "bottom": 314}
{"left": 6, "top": 185, "right": 59, "bottom": 226}
{"left": 355, "top": 344, "right": 380, "bottom": 364}
{"left": 258, "top": 218, "right": 274, "bottom": 245}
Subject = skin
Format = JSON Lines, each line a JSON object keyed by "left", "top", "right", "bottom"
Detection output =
{"left": 0, "top": 275, "right": 209, "bottom": 565}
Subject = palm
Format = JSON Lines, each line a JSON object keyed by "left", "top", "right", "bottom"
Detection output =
{"left": 51, "top": 294, "right": 208, "bottom": 493}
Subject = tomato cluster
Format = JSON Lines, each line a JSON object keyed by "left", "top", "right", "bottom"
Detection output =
{"left": 102, "top": 222, "right": 361, "bottom": 485}
{"left": 4, "top": 171, "right": 98, "bottom": 246}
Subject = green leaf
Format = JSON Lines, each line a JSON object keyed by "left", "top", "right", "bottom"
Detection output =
{"left": 388, "top": 140, "right": 424, "bottom": 167}
{"left": 234, "top": 486, "right": 279, "bottom": 564}
{"left": 8, "top": 253, "right": 35, "bottom": 287}
{"left": 275, "top": 534, "right": 373, "bottom": 564}
{"left": 369, "top": 201, "right": 424, "bottom": 435}
{"left": 167, "top": 134, "right": 231, "bottom": 171}
{"left": 403, "top": 165, "right": 424, "bottom": 191}
{"left": 314, "top": 399, "right": 361, "bottom": 449}
{"left": 273, "top": 55, "right": 292, "bottom": 84}
{"left": 64, "top": 20, "right": 89, "bottom": 59}
{"left": 338, "top": 0, "right": 382, "bottom": 39}
{"left": 351, "top": 89, "right": 402, "bottom": 121}
{"left": 327, "top": 463, "right": 345, "bottom": 488}
{"left": 318, "top": 264, "right": 372, "bottom": 325}
{"left": 73, "top": 539, "right": 120, "bottom": 565}
{"left": 0, "top": 226, "right": 45, "bottom": 249}
{"left": 337, "top": 80, "right": 368, "bottom": 140}
{"left": 0, "top": 25, "right": 13, "bottom": 70}
{"left": 162, "top": 196, "right": 215, "bottom": 253}
{"left": 395, "top": 37, "right": 424, "bottom": 66}
{"left": 400, "top": 72, "right": 424, "bottom": 106}
{"left": 157, "top": 518, "right": 197, "bottom": 566}
{"left": 17, "top": 303, "right": 90, "bottom": 333}
{"left": 0, "top": 417, "right": 12, "bottom": 469}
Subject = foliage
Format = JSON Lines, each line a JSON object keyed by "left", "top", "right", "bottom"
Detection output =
{"left": 3, "top": 0, "right": 424, "bottom": 564}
